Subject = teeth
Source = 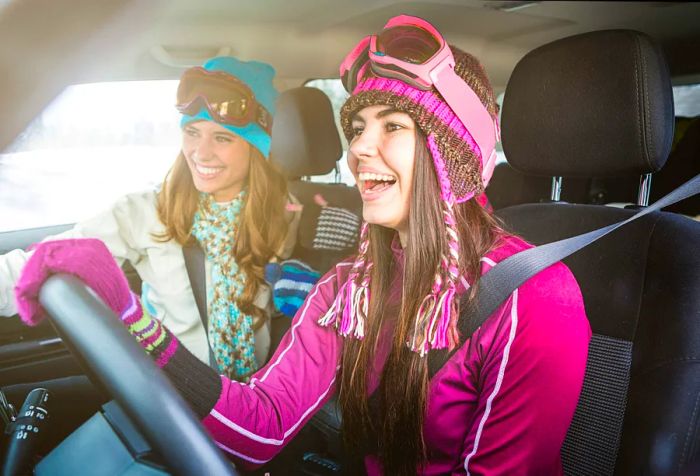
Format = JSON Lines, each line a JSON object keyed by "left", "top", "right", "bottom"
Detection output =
{"left": 358, "top": 172, "right": 396, "bottom": 182}
{"left": 195, "top": 164, "right": 222, "bottom": 175}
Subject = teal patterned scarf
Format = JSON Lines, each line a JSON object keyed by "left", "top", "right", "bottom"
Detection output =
{"left": 191, "top": 192, "right": 258, "bottom": 380}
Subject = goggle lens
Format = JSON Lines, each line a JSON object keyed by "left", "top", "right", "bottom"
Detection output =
{"left": 210, "top": 98, "right": 249, "bottom": 120}
{"left": 176, "top": 68, "right": 271, "bottom": 132}
{"left": 375, "top": 25, "right": 441, "bottom": 65}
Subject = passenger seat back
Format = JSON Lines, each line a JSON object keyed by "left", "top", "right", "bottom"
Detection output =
{"left": 501, "top": 29, "right": 700, "bottom": 475}
{"left": 272, "top": 86, "right": 362, "bottom": 274}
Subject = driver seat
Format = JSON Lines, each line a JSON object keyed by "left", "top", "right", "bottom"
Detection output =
{"left": 499, "top": 30, "right": 700, "bottom": 475}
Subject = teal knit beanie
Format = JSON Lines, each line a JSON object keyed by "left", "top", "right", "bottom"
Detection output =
{"left": 179, "top": 56, "right": 278, "bottom": 158}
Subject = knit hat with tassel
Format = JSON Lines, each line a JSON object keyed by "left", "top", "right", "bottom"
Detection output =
{"left": 317, "top": 45, "right": 499, "bottom": 356}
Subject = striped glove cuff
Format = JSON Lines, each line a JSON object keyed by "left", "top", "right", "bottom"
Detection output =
{"left": 119, "top": 292, "right": 221, "bottom": 418}
{"left": 119, "top": 292, "right": 178, "bottom": 367}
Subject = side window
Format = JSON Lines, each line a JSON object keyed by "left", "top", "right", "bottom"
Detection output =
{"left": 304, "top": 79, "right": 355, "bottom": 186}
{"left": 495, "top": 91, "right": 507, "bottom": 165}
{"left": 0, "top": 80, "right": 181, "bottom": 233}
{"left": 673, "top": 83, "right": 700, "bottom": 117}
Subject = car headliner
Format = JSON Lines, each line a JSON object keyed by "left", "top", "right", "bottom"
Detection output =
{"left": 1, "top": 0, "right": 699, "bottom": 151}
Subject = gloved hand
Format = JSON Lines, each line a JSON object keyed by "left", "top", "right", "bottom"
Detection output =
{"left": 13, "top": 239, "right": 219, "bottom": 418}
{"left": 265, "top": 259, "right": 320, "bottom": 317}
{"left": 15, "top": 238, "right": 131, "bottom": 326}
{"left": 15, "top": 238, "right": 177, "bottom": 367}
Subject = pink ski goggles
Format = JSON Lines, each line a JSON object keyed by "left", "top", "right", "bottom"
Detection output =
{"left": 340, "top": 15, "right": 500, "bottom": 184}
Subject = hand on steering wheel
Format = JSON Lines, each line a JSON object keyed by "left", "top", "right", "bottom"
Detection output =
{"left": 15, "top": 238, "right": 131, "bottom": 326}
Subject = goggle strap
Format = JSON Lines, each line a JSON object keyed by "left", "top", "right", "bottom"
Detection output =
{"left": 431, "top": 63, "right": 497, "bottom": 165}
{"left": 354, "top": 63, "right": 371, "bottom": 93}
{"left": 257, "top": 106, "right": 273, "bottom": 133}
{"left": 340, "top": 37, "right": 371, "bottom": 93}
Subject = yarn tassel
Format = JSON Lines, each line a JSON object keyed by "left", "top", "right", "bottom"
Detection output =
{"left": 410, "top": 272, "right": 442, "bottom": 356}
{"left": 318, "top": 221, "right": 371, "bottom": 341}
{"left": 430, "top": 285, "right": 458, "bottom": 350}
{"left": 317, "top": 269, "right": 370, "bottom": 341}
{"left": 339, "top": 279, "right": 357, "bottom": 336}
{"left": 317, "top": 281, "right": 346, "bottom": 327}
{"left": 411, "top": 296, "right": 435, "bottom": 356}
{"left": 352, "top": 284, "right": 369, "bottom": 339}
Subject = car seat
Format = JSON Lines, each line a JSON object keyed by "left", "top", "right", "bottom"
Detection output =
{"left": 500, "top": 29, "right": 700, "bottom": 475}
{"left": 271, "top": 86, "right": 362, "bottom": 275}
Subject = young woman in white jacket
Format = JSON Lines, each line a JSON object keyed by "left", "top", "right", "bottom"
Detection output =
{"left": 0, "top": 56, "right": 301, "bottom": 380}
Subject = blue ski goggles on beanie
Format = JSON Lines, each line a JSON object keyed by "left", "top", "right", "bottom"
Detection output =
{"left": 178, "top": 57, "right": 278, "bottom": 158}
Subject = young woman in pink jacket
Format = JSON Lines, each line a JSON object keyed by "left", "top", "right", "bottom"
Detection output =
{"left": 15, "top": 15, "right": 591, "bottom": 475}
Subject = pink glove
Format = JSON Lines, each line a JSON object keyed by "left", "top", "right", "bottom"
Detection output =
{"left": 14, "top": 238, "right": 131, "bottom": 326}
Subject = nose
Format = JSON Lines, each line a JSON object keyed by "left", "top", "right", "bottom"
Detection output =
{"left": 192, "top": 136, "right": 215, "bottom": 162}
{"left": 348, "top": 125, "right": 379, "bottom": 160}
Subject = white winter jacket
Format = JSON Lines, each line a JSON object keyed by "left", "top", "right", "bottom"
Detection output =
{"left": 0, "top": 189, "right": 301, "bottom": 365}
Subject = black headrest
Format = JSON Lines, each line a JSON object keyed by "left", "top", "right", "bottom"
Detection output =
{"left": 502, "top": 30, "right": 674, "bottom": 178}
{"left": 271, "top": 86, "right": 342, "bottom": 178}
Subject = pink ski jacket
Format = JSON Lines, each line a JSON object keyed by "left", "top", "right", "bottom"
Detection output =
{"left": 202, "top": 235, "right": 591, "bottom": 475}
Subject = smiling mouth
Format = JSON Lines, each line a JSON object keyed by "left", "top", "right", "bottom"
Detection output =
{"left": 358, "top": 172, "right": 397, "bottom": 194}
{"left": 192, "top": 161, "right": 224, "bottom": 177}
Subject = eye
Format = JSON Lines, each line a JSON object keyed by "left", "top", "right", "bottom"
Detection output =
{"left": 385, "top": 122, "right": 403, "bottom": 133}
{"left": 215, "top": 135, "right": 233, "bottom": 143}
{"left": 351, "top": 125, "right": 364, "bottom": 137}
{"left": 184, "top": 127, "right": 199, "bottom": 138}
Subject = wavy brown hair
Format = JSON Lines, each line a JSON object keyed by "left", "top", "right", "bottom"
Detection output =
{"left": 155, "top": 147, "right": 289, "bottom": 323}
{"left": 339, "top": 131, "right": 503, "bottom": 474}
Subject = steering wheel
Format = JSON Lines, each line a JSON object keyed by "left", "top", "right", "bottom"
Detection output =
{"left": 38, "top": 274, "right": 238, "bottom": 476}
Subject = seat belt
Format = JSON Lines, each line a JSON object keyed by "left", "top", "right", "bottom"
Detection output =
{"left": 182, "top": 243, "right": 218, "bottom": 369}
{"left": 427, "top": 172, "right": 700, "bottom": 378}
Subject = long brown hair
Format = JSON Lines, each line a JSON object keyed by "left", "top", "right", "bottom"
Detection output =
{"left": 155, "top": 147, "right": 289, "bottom": 323}
{"left": 339, "top": 131, "right": 503, "bottom": 474}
